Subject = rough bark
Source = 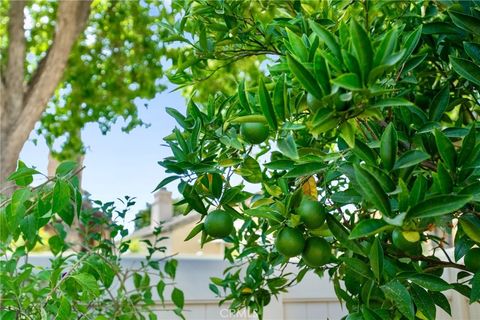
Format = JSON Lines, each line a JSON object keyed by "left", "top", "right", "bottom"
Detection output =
{"left": 1, "top": 0, "right": 92, "bottom": 187}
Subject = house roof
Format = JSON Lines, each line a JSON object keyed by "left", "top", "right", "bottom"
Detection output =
{"left": 129, "top": 211, "right": 202, "bottom": 239}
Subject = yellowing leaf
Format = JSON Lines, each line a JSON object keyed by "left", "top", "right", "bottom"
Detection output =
{"left": 302, "top": 176, "right": 318, "bottom": 200}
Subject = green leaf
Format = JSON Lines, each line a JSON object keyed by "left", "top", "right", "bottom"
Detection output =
{"left": 429, "top": 86, "right": 450, "bottom": 122}
{"left": 283, "top": 162, "right": 326, "bottom": 178}
{"left": 287, "top": 54, "right": 323, "bottom": 100}
{"left": 332, "top": 73, "right": 362, "bottom": 90}
{"left": 352, "top": 139, "right": 377, "bottom": 166}
{"left": 238, "top": 79, "right": 251, "bottom": 113}
{"left": 369, "top": 237, "right": 384, "bottom": 282}
{"left": 313, "top": 52, "right": 330, "bottom": 95}
{"left": 394, "top": 150, "right": 430, "bottom": 169}
{"left": 20, "top": 214, "right": 36, "bottom": 244}
{"left": 56, "top": 297, "right": 72, "bottom": 320}
{"left": 464, "top": 42, "right": 480, "bottom": 64}
{"left": 350, "top": 219, "right": 391, "bottom": 239}
{"left": 10, "top": 188, "right": 31, "bottom": 231}
{"left": 350, "top": 19, "right": 373, "bottom": 81}
{"left": 171, "top": 287, "right": 184, "bottom": 309}
{"left": 371, "top": 98, "right": 415, "bottom": 108}
{"left": 244, "top": 207, "right": 284, "bottom": 223}
{"left": 72, "top": 273, "right": 100, "bottom": 297}
{"left": 434, "top": 129, "right": 456, "bottom": 171}
{"left": 431, "top": 291, "right": 451, "bottom": 315}
{"left": 0, "top": 209, "right": 9, "bottom": 243}
{"left": 380, "top": 123, "right": 398, "bottom": 171}
{"left": 166, "top": 107, "right": 188, "bottom": 129}
{"left": 165, "top": 259, "right": 177, "bottom": 279}
{"left": 458, "top": 124, "right": 477, "bottom": 166}
{"left": 157, "top": 280, "right": 166, "bottom": 306}
{"left": 448, "top": 10, "right": 480, "bottom": 36}
{"left": 410, "top": 284, "right": 436, "bottom": 320}
{"left": 55, "top": 161, "right": 77, "bottom": 177}
{"left": 409, "top": 176, "right": 427, "bottom": 206}
{"left": 7, "top": 161, "right": 39, "bottom": 186}
{"left": 309, "top": 20, "right": 342, "bottom": 63}
{"left": 354, "top": 164, "right": 392, "bottom": 216}
{"left": 326, "top": 215, "right": 365, "bottom": 256}
{"left": 406, "top": 273, "right": 451, "bottom": 291}
{"left": 339, "top": 120, "right": 355, "bottom": 148}
{"left": 400, "top": 26, "right": 422, "bottom": 64}
{"left": 471, "top": 272, "right": 480, "bottom": 303}
{"left": 450, "top": 56, "right": 480, "bottom": 86}
{"left": 374, "top": 28, "right": 398, "bottom": 66}
{"left": 182, "top": 183, "right": 207, "bottom": 215}
{"left": 273, "top": 75, "right": 287, "bottom": 121}
{"left": 153, "top": 176, "right": 180, "bottom": 192}
{"left": 407, "top": 195, "right": 472, "bottom": 218}
{"left": 343, "top": 257, "right": 373, "bottom": 279}
{"left": 286, "top": 28, "right": 308, "bottom": 61}
{"left": 277, "top": 134, "right": 299, "bottom": 160}
{"left": 381, "top": 280, "right": 415, "bottom": 320}
{"left": 184, "top": 223, "right": 204, "bottom": 241}
{"left": 258, "top": 77, "right": 277, "bottom": 130}
{"left": 52, "top": 180, "right": 71, "bottom": 214}
{"left": 48, "top": 235, "right": 65, "bottom": 256}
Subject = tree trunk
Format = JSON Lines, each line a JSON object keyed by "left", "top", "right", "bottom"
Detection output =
{"left": 0, "top": 0, "right": 92, "bottom": 190}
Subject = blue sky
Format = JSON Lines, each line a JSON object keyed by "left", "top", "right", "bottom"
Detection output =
{"left": 20, "top": 87, "right": 187, "bottom": 229}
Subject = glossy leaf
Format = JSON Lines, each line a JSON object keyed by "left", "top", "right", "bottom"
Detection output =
{"left": 448, "top": 11, "right": 480, "bottom": 35}
{"left": 258, "top": 77, "right": 278, "bottom": 130}
{"left": 429, "top": 86, "right": 450, "bottom": 122}
{"left": 434, "top": 129, "right": 456, "bottom": 171}
{"left": 450, "top": 56, "right": 480, "bottom": 86}
{"left": 380, "top": 123, "right": 398, "bottom": 171}
{"left": 407, "top": 195, "right": 472, "bottom": 218}
{"left": 332, "top": 73, "right": 362, "bottom": 90}
{"left": 369, "top": 237, "right": 384, "bottom": 282}
{"left": 394, "top": 150, "right": 430, "bottom": 169}
{"left": 309, "top": 20, "right": 342, "bottom": 63}
{"left": 350, "top": 19, "right": 373, "bottom": 81}
{"left": 350, "top": 219, "right": 390, "bottom": 239}
{"left": 354, "top": 164, "right": 391, "bottom": 216}
{"left": 381, "top": 280, "right": 414, "bottom": 320}
{"left": 287, "top": 54, "right": 323, "bottom": 100}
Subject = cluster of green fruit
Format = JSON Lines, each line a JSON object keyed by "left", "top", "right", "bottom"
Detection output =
{"left": 275, "top": 198, "right": 332, "bottom": 267}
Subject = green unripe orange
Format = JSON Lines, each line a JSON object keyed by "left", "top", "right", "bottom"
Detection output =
{"left": 275, "top": 227, "right": 305, "bottom": 258}
{"left": 464, "top": 247, "right": 480, "bottom": 273}
{"left": 255, "top": 288, "right": 271, "bottom": 306}
{"left": 302, "top": 237, "right": 331, "bottom": 267}
{"left": 204, "top": 210, "right": 233, "bottom": 238}
{"left": 297, "top": 198, "right": 326, "bottom": 229}
{"left": 240, "top": 122, "right": 269, "bottom": 144}
{"left": 392, "top": 228, "right": 422, "bottom": 255}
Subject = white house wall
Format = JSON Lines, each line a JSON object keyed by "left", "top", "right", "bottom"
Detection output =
{"left": 27, "top": 255, "right": 480, "bottom": 320}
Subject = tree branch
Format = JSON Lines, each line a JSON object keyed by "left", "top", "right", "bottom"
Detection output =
{"left": 4, "top": 0, "right": 26, "bottom": 121}
{"left": 5, "top": 0, "right": 92, "bottom": 171}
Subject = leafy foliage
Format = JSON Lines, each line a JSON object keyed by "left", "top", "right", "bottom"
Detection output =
{"left": 159, "top": 0, "right": 480, "bottom": 319}
{"left": 0, "top": 162, "right": 184, "bottom": 319}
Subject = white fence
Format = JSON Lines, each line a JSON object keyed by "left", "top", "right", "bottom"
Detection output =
{"left": 28, "top": 255, "right": 480, "bottom": 320}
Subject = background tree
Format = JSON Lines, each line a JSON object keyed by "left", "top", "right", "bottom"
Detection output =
{"left": 0, "top": 0, "right": 91, "bottom": 184}
{"left": 159, "top": 0, "right": 480, "bottom": 319}
{"left": 0, "top": 0, "right": 170, "bottom": 185}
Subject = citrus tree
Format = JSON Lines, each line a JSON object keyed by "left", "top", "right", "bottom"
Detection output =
{"left": 158, "top": 0, "right": 480, "bottom": 319}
